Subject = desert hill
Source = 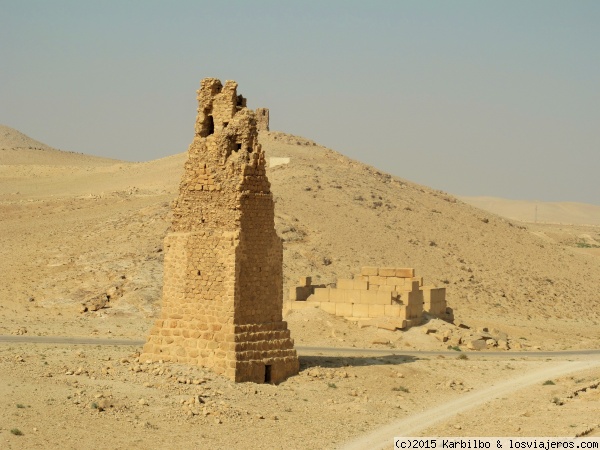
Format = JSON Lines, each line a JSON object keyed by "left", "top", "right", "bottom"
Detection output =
{"left": 0, "top": 127, "right": 599, "bottom": 350}
{"left": 460, "top": 195, "right": 600, "bottom": 226}
{"left": 0, "top": 124, "right": 120, "bottom": 167}
{"left": 0, "top": 124, "right": 53, "bottom": 150}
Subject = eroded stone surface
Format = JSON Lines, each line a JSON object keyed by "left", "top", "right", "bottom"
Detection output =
{"left": 141, "top": 78, "right": 298, "bottom": 383}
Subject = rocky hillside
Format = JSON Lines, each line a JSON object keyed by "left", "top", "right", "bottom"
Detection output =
{"left": 1, "top": 127, "right": 598, "bottom": 346}
{"left": 0, "top": 125, "right": 118, "bottom": 166}
{"left": 261, "top": 132, "right": 600, "bottom": 331}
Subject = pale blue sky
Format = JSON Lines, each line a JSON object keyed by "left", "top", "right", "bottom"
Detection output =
{"left": 2, "top": 1, "right": 599, "bottom": 204}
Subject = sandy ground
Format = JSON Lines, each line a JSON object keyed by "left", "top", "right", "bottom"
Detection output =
{"left": 2, "top": 338, "right": 599, "bottom": 449}
{"left": 1, "top": 125, "right": 600, "bottom": 448}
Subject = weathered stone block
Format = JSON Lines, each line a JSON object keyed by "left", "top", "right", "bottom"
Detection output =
{"left": 398, "top": 307, "right": 408, "bottom": 320}
{"left": 361, "top": 266, "right": 379, "bottom": 276}
{"left": 347, "top": 289, "right": 361, "bottom": 304}
{"left": 379, "top": 285, "right": 395, "bottom": 292}
{"left": 352, "top": 304, "right": 369, "bottom": 318}
{"left": 379, "top": 267, "right": 396, "bottom": 277}
{"left": 353, "top": 280, "right": 368, "bottom": 290}
{"left": 384, "top": 305, "right": 400, "bottom": 317}
{"left": 395, "top": 268, "right": 415, "bottom": 278}
{"left": 330, "top": 289, "right": 350, "bottom": 303}
{"left": 337, "top": 279, "right": 354, "bottom": 290}
{"left": 368, "top": 276, "right": 385, "bottom": 285}
{"left": 368, "top": 304, "right": 386, "bottom": 318}
{"left": 335, "top": 303, "right": 353, "bottom": 317}
{"left": 376, "top": 291, "right": 393, "bottom": 304}
{"left": 385, "top": 277, "right": 405, "bottom": 285}
{"left": 320, "top": 302, "right": 337, "bottom": 315}
{"left": 359, "top": 290, "right": 379, "bottom": 305}
{"left": 312, "top": 287, "right": 330, "bottom": 302}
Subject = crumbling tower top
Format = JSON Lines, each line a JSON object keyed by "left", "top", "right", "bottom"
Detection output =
{"left": 195, "top": 78, "right": 247, "bottom": 137}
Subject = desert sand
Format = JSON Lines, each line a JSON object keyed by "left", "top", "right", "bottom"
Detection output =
{"left": 1, "top": 124, "right": 599, "bottom": 448}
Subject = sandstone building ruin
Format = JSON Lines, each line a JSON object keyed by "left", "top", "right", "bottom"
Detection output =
{"left": 141, "top": 78, "right": 299, "bottom": 383}
{"left": 255, "top": 108, "right": 269, "bottom": 132}
{"left": 287, "top": 267, "right": 453, "bottom": 329}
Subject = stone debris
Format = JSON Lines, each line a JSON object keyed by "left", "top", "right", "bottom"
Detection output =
{"left": 140, "top": 78, "right": 299, "bottom": 384}
{"left": 467, "top": 339, "right": 487, "bottom": 351}
{"left": 80, "top": 293, "right": 110, "bottom": 313}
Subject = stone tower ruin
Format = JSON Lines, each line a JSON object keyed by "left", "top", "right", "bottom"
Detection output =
{"left": 140, "top": 78, "right": 299, "bottom": 383}
{"left": 255, "top": 107, "right": 269, "bottom": 131}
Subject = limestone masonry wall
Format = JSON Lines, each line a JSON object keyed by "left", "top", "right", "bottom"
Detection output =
{"left": 255, "top": 108, "right": 269, "bottom": 132}
{"left": 286, "top": 267, "right": 453, "bottom": 330}
{"left": 141, "top": 78, "right": 299, "bottom": 383}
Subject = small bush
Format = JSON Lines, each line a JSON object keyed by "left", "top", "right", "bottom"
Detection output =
{"left": 543, "top": 380, "right": 555, "bottom": 386}
{"left": 447, "top": 345, "right": 461, "bottom": 352}
{"left": 392, "top": 386, "right": 409, "bottom": 393}
{"left": 457, "top": 354, "right": 468, "bottom": 360}
{"left": 91, "top": 402, "right": 98, "bottom": 409}
{"left": 327, "top": 382, "right": 337, "bottom": 389}
{"left": 16, "top": 404, "right": 25, "bottom": 409}
{"left": 11, "top": 428, "right": 23, "bottom": 436}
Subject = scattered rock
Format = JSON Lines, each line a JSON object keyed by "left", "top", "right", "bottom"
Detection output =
{"left": 467, "top": 339, "right": 486, "bottom": 351}
{"left": 81, "top": 293, "right": 110, "bottom": 313}
{"left": 97, "top": 398, "right": 113, "bottom": 411}
{"left": 497, "top": 340, "right": 510, "bottom": 350}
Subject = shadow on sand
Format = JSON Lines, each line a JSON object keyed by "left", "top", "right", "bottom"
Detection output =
{"left": 299, "top": 354, "right": 419, "bottom": 370}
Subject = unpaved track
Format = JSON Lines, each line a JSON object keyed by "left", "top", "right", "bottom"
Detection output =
{"left": 340, "top": 358, "right": 600, "bottom": 450}
{"left": 1, "top": 335, "right": 599, "bottom": 359}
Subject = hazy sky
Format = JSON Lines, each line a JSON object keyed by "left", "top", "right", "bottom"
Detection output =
{"left": 2, "top": 1, "right": 599, "bottom": 204}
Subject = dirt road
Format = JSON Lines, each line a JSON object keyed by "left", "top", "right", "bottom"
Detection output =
{"left": 341, "top": 357, "right": 600, "bottom": 450}
{"left": 1, "top": 335, "right": 599, "bottom": 359}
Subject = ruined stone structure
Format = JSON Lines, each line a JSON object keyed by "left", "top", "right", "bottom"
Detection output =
{"left": 287, "top": 267, "right": 453, "bottom": 329}
{"left": 255, "top": 108, "right": 269, "bottom": 132}
{"left": 141, "top": 78, "right": 299, "bottom": 384}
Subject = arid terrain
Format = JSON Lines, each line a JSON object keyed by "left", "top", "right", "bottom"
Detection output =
{"left": 1, "top": 124, "right": 599, "bottom": 449}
